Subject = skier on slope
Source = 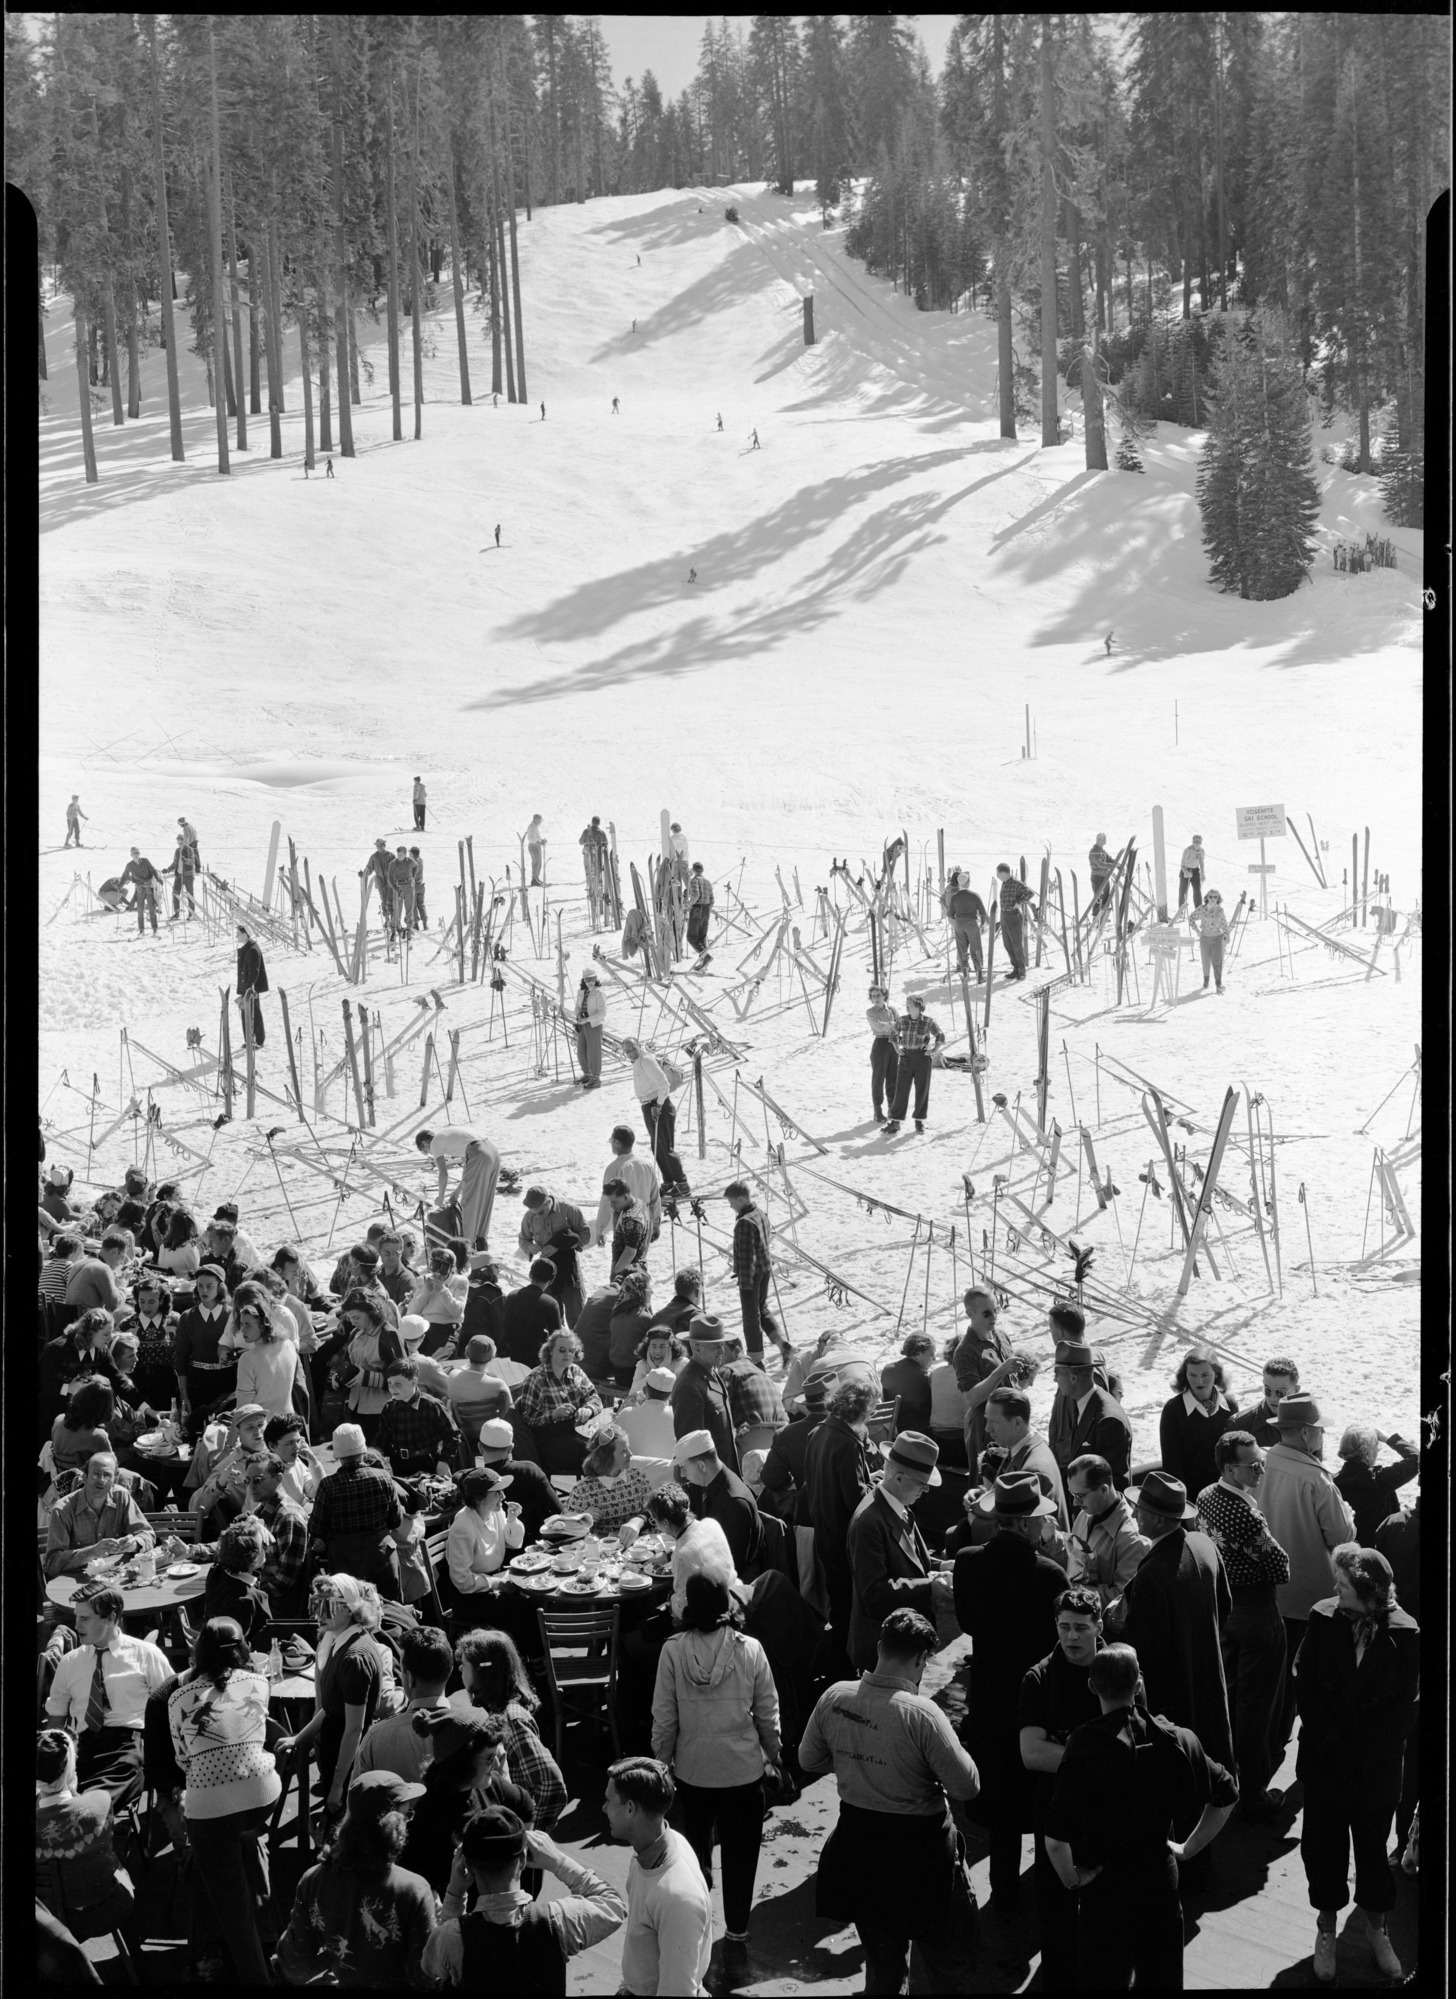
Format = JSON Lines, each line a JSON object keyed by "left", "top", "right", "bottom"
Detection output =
{"left": 412, "top": 776, "right": 427, "bottom": 831}
{"left": 167, "top": 832, "right": 197, "bottom": 922}
{"left": 494, "top": 524, "right": 501, "bottom": 547}
{"left": 236, "top": 924, "right": 269, "bottom": 1044}
{"left": 360, "top": 839, "right": 395, "bottom": 935}
{"left": 994, "top": 862, "right": 1037, "bottom": 981}
{"left": 611, "top": 397, "right": 620, "bottom": 414}
{"left": 64, "top": 795, "right": 88, "bottom": 847}
{"left": 120, "top": 848, "right": 164, "bottom": 937}
{"left": 716, "top": 413, "right": 723, "bottom": 431}
{"left": 525, "top": 815, "right": 546, "bottom": 885}
{"left": 1188, "top": 889, "right": 1230, "bottom": 993}
{"left": 882, "top": 993, "right": 945, "bottom": 1135}
{"left": 1178, "top": 835, "right": 1206, "bottom": 911}
{"left": 1088, "top": 833, "right": 1114, "bottom": 914}
{"left": 667, "top": 822, "right": 690, "bottom": 882}
{"left": 749, "top": 428, "right": 760, "bottom": 450}
{"left": 408, "top": 848, "right": 428, "bottom": 929}
{"left": 387, "top": 846, "right": 418, "bottom": 935}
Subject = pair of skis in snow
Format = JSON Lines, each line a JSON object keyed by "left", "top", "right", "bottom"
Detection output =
{"left": 1142, "top": 1082, "right": 1242, "bottom": 1298}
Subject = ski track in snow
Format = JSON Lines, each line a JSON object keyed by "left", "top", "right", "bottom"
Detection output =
{"left": 37, "top": 184, "right": 1421, "bottom": 1461}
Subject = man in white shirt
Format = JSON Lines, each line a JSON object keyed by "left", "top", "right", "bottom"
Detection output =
{"left": 593, "top": 1124, "right": 662, "bottom": 1246}
{"left": 619, "top": 1368, "right": 680, "bottom": 1460}
{"left": 985, "top": 1387, "right": 1071, "bottom": 1532}
{"left": 416, "top": 1125, "right": 502, "bottom": 1249}
{"left": 44, "top": 1579, "right": 173, "bottom": 1809}
{"left": 605, "top": 1756, "right": 712, "bottom": 1997}
{"left": 351, "top": 1624, "right": 454, "bottom": 1784}
{"left": 621, "top": 1040, "right": 691, "bottom": 1198}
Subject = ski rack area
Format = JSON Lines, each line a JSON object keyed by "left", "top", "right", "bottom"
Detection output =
{"left": 40, "top": 820, "right": 1421, "bottom": 1396}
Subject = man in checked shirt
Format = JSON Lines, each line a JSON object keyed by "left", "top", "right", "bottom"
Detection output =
{"left": 882, "top": 994, "right": 945, "bottom": 1135}
{"left": 994, "top": 863, "right": 1038, "bottom": 982}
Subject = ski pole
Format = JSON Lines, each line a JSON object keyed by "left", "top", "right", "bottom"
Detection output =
{"left": 1298, "top": 1182, "right": 1316, "bottom": 1296}
{"left": 895, "top": 1218, "right": 922, "bottom": 1333}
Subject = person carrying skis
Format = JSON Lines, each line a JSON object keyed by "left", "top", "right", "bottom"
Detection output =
{"left": 883, "top": 994, "right": 945, "bottom": 1134}
{"left": 1088, "top": 834, "right": 1114, "bottom": 914}
{"left": 412, "top": 777, "right": 427, "bottom": 832}
{"left": 1178, "top": 836, "right": 1206, "bottom": 911}
{"left": 526, "top": 816, "right": 545, "bottom": 886}
{"left": 866, "top": 985, "right": 900, "bottom": 1125}
{"left": 120, "top": 848, "right": 164, "bottom": 937}
{"left": 236, "top": 925, "right": 269, "bottom": 1044}
{"left": 167, "top": 832, "right": 197, "bottom": 922}
{"left": 685, "top": 864, "right": 715, "bottom": 961}
{"left": 947, "top": 876, "right": 989, "bottom": 981}
{"left": 995, "top": 863, "right": 1036, "bottom": 981}
{"left": 1188, "top": 890, "right": 1230, "bottom": 993}
{"left": 64, "top": 796, "right": 88, "bottom": 847}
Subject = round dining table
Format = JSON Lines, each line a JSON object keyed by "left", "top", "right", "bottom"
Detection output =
{"left": 45, "top": 1565, "right": 206, "bottom": 1621}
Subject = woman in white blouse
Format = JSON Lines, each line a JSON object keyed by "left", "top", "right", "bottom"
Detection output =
{"left": 446, "top": 1467, "right": 524, "bottom": 1610}
{"left": 230, "top": 1284, "right": 305, "bottom": 1419}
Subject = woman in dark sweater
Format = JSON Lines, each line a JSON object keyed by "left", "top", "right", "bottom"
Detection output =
{"left": 397, "top": 1707, "right": 515, "bottom": 1894}
{"left": 879, "top": 1333, "right": 936, "bottom": 1434}
{"left": 1157, "top": 1349, "right": 1238, "bottom": 1500}
{"left": 1333, "top": 1425, "right": 1420, "bottom": 1543}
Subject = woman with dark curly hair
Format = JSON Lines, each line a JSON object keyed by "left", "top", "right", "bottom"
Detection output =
{"left": 1295, "top": 1544, "right": 1420, "bottom": 1983}
{"left": 627, "top": 1324, "right": 690, "bottom": 1401}
{"left": 155, "top": 1205, "right": 202, "bottom": 1280}
{"left": 1158, "top": 1348, "right": 1239, "bottom": 1501}
{"left": 607, "top": 1267, "right": 655, "bottom": 1389}
{"left": 276, "top": 1768, "right": 437, "bottom": 1986}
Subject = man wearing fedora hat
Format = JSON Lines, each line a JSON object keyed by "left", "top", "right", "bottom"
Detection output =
{"left": 669, "top": 1316, "right": 740, "bottom": 1474}
{"left": 845, "top": 1431, "right": 946, "bottom": 1672}
{"left": 954, "top": 1470, "right": 1070, "bottom": 1914}
{"left": 1259, "top": 1391, "right": 1355, "bottom": 1768}
{"left": 1049, "top": 1339, "right": 1132, "bottom": 1497}
{"left": 1109, "top": 1471, "right": 1234, "bottom": 1773}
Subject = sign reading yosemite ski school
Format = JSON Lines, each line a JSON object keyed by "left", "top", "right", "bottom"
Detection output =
{"left": 1235, "top": 804, "right": 1285, "bottom": 839}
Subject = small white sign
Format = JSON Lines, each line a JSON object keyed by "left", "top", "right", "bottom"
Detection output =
{"left": 1236, "top": 805, "right": 1286, "bottom": 840}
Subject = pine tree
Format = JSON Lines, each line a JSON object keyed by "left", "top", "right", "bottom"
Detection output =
{"left": 1198, "top": 313, "right": 1319, "bottom": 599}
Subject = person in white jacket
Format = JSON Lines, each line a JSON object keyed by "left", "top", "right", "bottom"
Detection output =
{"left": 446, "top": 1467, "right": 525, "bottom": 1612}
{"left": 622, "top": 1039, "right": 691, "bottom": 1197}
{"left": 651, "top": 1573, "right": 782, "bottom": 1979}
{"left": 594, "top": 1126, "right": 662, "bottom": 1248}
{"left": 575, "top": 970, "right": 607, "bottom": 1089}
{"left": 1188, "top": 888, "right": 1231, "bottom": 992}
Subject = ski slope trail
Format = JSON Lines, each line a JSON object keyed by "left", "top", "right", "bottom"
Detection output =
{"left": 36, "top": 184, "right": 1422, "bottom": 1465}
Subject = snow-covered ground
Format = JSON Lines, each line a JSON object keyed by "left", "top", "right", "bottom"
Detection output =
{"left": 38, "top": 185, "right": 1422, "bottom": 1462}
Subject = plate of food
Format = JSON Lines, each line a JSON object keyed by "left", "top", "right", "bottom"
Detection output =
{"left": 540, "top": 1514, "right": 592, "bottom": 1542}
{"left": 616, "top": 1569, "right": 655, "bottom": 1592}
{"left": 165, "top": 1563, "right": 201, "bottom": 1580}
{"left": 508, "top": 1552, "right": 553, "bottom": 1574}
{"left": 513, "top": 1572, "right": 558, "bottom": 1594}
{"left": 133, "top": 1430, "right": 177, "bottom": 1457}
{"left": 550, "top": 1551, "right": 586, "bottom": 1574}
{"left": 558, "top": 1575, "right": 601, "bottom": 1595}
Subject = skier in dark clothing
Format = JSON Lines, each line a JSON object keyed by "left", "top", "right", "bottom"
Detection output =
{"left": 121, "top": 849, "right": 163, "bottom": 936}
{"left": 995, "top": 864, "right": 1036, "bottom": 981}
{"left": 361, "top": 840, "right": 394, "bottom": 934}
{"left": 611, "top": 397, "right": 620, "bottom": 414}
{"left": 883, "top": 995, "right": 945, "bottom": 1134}
{"left": 947, "top": 877, "right": 989, "bottom": 980}
{"left": 1088, "top": 835, "right": 1114, "bottom": 914}
{"left": 686, "top": 864, "right": 714, "bottom": 960}
{"left": 409, "top": 849, "right": 428, "bottom": 929}
{"left": 236, "top": 926, "right": 269, "bottom": 1046}
{"left": 167, "top": 834, "right": 197, "bottom": 921}
{"left": 412, "top": 777, "right": 427, "bottom": 832}
{"left": 749, "top": 429, "right": 760, "bottom": 450}
{"left": 494, "top": 524, "right": 501, "bottom": 547}
{"left": 325, "top": 458, "right": 334, "bottom": 478}
{"left": 540, "top": 403, "right": 546, "bottom": 422}
{"left": 716, "top": 413, "right": 723, "bottom": 431}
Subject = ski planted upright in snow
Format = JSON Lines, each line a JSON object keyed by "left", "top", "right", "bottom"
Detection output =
{"left": 1176, "top": 1087, "right": 1240, "bottom": 1297}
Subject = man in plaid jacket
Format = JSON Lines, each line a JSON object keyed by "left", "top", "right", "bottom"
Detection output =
{"left": 883, "top": 995, "right": 945, "bottom": 1134}
{"left": 726, "top": 1181, "right": 790, "bottom": 1366}
{"left": 995, "top": 863, "right": 1037, "bottom": 981}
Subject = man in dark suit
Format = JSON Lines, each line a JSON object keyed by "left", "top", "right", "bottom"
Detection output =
{"left": 954, "top": 1471, "right": 1070, "bottom": 1915}
{"left": 1108, "top": 1471, "right": 1234, "bottom": 1772}
{"left": 846, "top": 1432, "right": 946, "bottom": 1671}
{"left": 475, "top": 1418, "right": 563, "bottom": 1544}
{"left": 668, "top": 1315, "right": 739, "bottom": 1472}
{"left": 674, "top": 1430, "right": 763, "bottom": 1578}
{"left": 759, "top": 1375, "right": 830, "bottom": 1524}
{"left": 805, "top": 1379, "right": 882, "bottom": 1670}
{"left": 499, "top": 1260, "right": 564, "bottom": 1367}
{"left": 1049, "top": 1341, "right": 1132, "bottom": 1494}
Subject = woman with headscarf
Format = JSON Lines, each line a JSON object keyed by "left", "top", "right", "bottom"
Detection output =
{"left": 574, "top": 968, "right": 607, "bottom": 1089}
{"left": 235, "top": 925, "right": 269, "bottom": 1044}
{"left": 274, "top": 1575, "right": 398, "bottom": 1829}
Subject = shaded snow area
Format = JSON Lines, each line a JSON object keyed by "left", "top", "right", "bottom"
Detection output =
{"left": 39, "top": 184, "right": 1422, "bottom": 1458}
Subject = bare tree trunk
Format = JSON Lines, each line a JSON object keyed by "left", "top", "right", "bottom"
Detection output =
{"left": 487, "top": 86, "right": 515, "bottom": 399}
{"left": 1039, "top": 17, "right": 1060, "bottom": 448}
{"left": 385, "top": 68, "right": 402, "bottom": 441}
{"left": 447, "top": 148, "right": 472, "bottom": 404}
{"left": 148, "top": 16, "right": 183, "bottom": 459}
{"left": 261, "top": 197, "right": 283, "bottom": 458}
{"left": 206, "top": 19, "right": 230, "bottom": 474}
{"left": 330, "top": 17, "right": 356, "bottom": 454}
{"left": 220, "top": 293, "right": 237, "bottom": 417}
{"left": 1068, "top": 202, "right": 1084, "bottom": 339}
{"left": 319, "top": 268, "right": 334, "bottom": 451}
{"left": 499, "top": 42, "right": 528, "bottom": 400}
{"left": 249, "top": 283, "right": 261, "bottom": 412}
{"left": 75, "top": 303, "right": 99, "bottom": 482}
{"left": 38, "top": 257, "right": 48, "bottom": 379}
{"left": 299, "top": 270, "right": 316, "bottom": 469}
{"left": 224, "top": 166, "right": 247, "bottom": 449}
{"left": 120, "top": 160, "right": 141, "bottom": 417}
{"left": 408, "top": 63, "right": 424, "bottom": 439}
{"left": 87, "top": 98, "right": 125, "bottom": 427}
{"left": 1082, "top": 326, "right": 1107, "bottom": 470}
{"left": 349, "top": 311, "right": 361, "bottom": 405}
{"left": 995, "top": 252, "right": 1017, "bottom": 433}
{"left": 487, "top": 198, "right": 503, "bottom": 395}
{"left": 1214, "top": 17, "right": 1228, "bottom": 309}
{"left": 498, "top": 201, "right": 516, "bottom": 401}
{"left": 268, "top": 203, "right": 286, "bottom": 412}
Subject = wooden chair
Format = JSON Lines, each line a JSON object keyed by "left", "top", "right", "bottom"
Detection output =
{"left": 145, "top": 1511, "right": 201, "bottom": 1543}
{"left": 867, "top": 1396, "right": 901, "bottom": 1445}
{"left": 422, "top": 1528, "right": 453, "bottom": 1628}
{"left": 535, "top": 1604, "right": 621, "bottom": 1768}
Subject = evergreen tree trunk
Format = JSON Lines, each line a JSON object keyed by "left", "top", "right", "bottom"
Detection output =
{"left": 544, "top": 18, "right": 560, "bottom": 204}
{"left": 447, "top": 149, "right": 472, "bottom": 405}
{"left": 499, "top": 54, "right": 528, "bottom": 401}
{"left": 224, "top": 167, "right": 247, "bottom": 449}
{"left": 1351, "top": 97, "right": 1370, "bottom": 473}
{"left": 1083, "top": 327, "right": 1107, "bottom": 470}
{"left": 576, "top": 102, "right": 586, "bottom": 204}
{"left": 263, "top": 201, "right": 283, "bottom": 458}
{"left": 206, "top": 20, "right": 230, "bottom": 475}
{"left": 299, "top": 273, "right": 315, "bottom": 469}
{"left": 1214, "top": 17, "right": 1228, "bottom": 309}
{"left": 330, "top": 18, "right": 356, "bottom": 454}
{"left": 349, "top": 310, "right": 361, "bottom": 405}
{"left": 88, "top": 99, "right": 125, "bottom": 428}
{"left": 498, "top": 201, "right": 517, "bottom": 401}
{"left": 385, "top": 69, "right": 403, "bottom": 441}
{"left": 487, "top": 87, "right": 514, "bottom": 398}
{"left": 220, "top": 292, "right": 237, "bottom": 417}
{"left": 268, "top": 203, "right": 286, "bottom": 413}
{"left": 319, "top": 268, "right": 333, "bottom": 452}
{"left": 1069, "top": 203, "right": 1084, "bottom": 339}
{"left": 89, "top": 315, "right": 99, "bottom": 387}
{"left": 249, "top": 286, "right": 261, "bottom": 412}
{"left": 487, "top": 196, "right": 504, "bottom": 395}
{"left": 120, "top": 161, "right": 141, "bottom": 417}
{"left": 408, "top": 66, "right": 424, "bottom": 440}
{"left": 75, "top": 303, "right": 99, "bottom": 482}
{"left": 38, "top": 258, "right": 48, "bottom": 379}
{"left": 1039, "top": 17, "right": 1060, "bottom": 448}
{"left": 148, "top": 16, "right": 183, "bottom": 460}
{"left": 992, "top": 17, "right": 1016, "bottom": 440}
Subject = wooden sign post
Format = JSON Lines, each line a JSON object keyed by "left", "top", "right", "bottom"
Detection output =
{"left": 1235, "top": 803, "right": 1284, "bottom": 919}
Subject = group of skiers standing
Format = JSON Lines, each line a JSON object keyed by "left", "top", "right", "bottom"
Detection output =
{"left": 360, "top": 839, "right": 428, "bottom": 939}
{"left": 936, "top": 862, "right": 1039, "bottom": 983}
{"left": 96, "top": 818, "right": 203, "bottom": 934}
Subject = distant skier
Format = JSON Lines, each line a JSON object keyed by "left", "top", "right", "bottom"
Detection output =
{"left": 236, "top": 924, "right": 269, "bottom": 1044}
{"left": 494, "top": 524, "right": 501, "bottom": 547}
{"left": 64, "top": 795, "right": 87, "bottom": 847}
{"left": 178, "top": 816, "right": 202, "bottom": 872}
{"left": 882, "top": 993, "right": 945, "bottom": 1135}
{"left": 688, "top": 568, "right": 697, "bottom": 584}
{"left": 526, "top": 814, "right": 545, "bottom": 885}
{"left": 686, "top": 862, "right": 714, "bottom": 963}
{"left": 716, "top": 413, "right": 723, "bottom": 432}
{"left": 637, "top": 255, "right": 641, "bottom": 266}
{"left": 412, "top": 775, "right": 427, "bottom": 831}
{"left": 866, "top": 984, "right": 900, "bottom": 1125}
{"left": 1104, "top": 631, "right": 1114, "bottom": 655}
{"left": 409, "top": 847, "right": 428, "bottom": 929}
{"left": 324, "top": 458, "right": 334, "bottom": 479}
{"left": 493, "top": 392, "right": 500, "bottom": 408}
{"left": 947, "top": 874, "right": 989, "bottom": 981}
{"left": 612, "top": 397, "right": 620, "bottom": 414}
{"left": 167, "top": 833, "right": 197, "bottom": 922}
{"left": 1088, "top": 832, "right": 1114, "bottom": 914}
{"left": 1177, "top": 835, "right": 1206, "bottom": 912}
{"left": 120, "top": 847, "right": 163, "bottom": 937}
{"left": 387, "top": 846, "right": 418, "bottom": 934}
{"left": 749, "top": 428, "right": 760, "bottom": 450}
{"left": 540, "top": 402, "right": 546, "bottom": 422}
{"left": 632, "top": 320, "right": 637, "bottom": 333}
{"left": 668, "top": 823, "right": 690, "bottom": 882}
{"left": 1188, "top": 890, "right": 1229, "bottom": 993}
{"left": 994, "top": 862, "right": 1036, "bottom": 981}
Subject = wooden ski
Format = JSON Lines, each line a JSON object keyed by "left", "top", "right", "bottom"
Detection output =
{"left": 1176, "top": 1087, "right": 1240, "bottom": 1297}
{"left": 341, "top": 999, "right": 367, "bottom": 1128}
{"left": 1244, "top": 1082, "right": 1275, "bottom": 1292}
{"left": 277, "top": 987, "right": 304, "bottom": 1117}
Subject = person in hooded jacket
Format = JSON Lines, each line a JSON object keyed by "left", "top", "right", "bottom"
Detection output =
{"left": 651, "top": 1573, "right": 782, "bottom": 1982}
{"left": 235, "top": 927, "right": 268, "bottom": 1046}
